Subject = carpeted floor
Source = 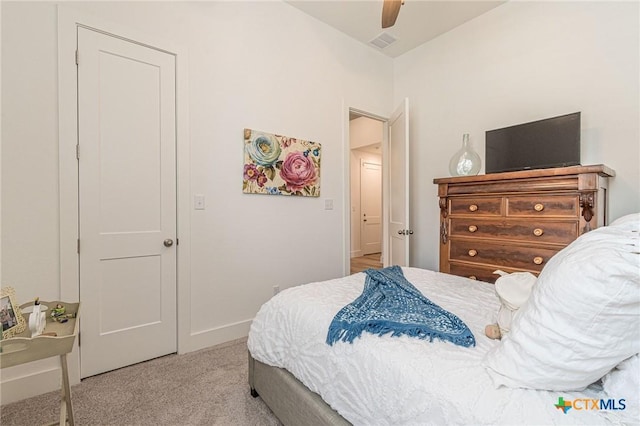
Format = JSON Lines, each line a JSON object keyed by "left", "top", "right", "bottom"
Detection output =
{"left": 1, "top": 338, "right": 281, "bottom": 425}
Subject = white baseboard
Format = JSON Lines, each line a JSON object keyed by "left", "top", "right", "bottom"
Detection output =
{"left": 181, "top": 319, "right": 252, "bottom": 354}
{"left": 0, "top": 361, "right": 62, "bottom": 405}
{"left": 350, "top": 249, "right": 363, "bottom": 258}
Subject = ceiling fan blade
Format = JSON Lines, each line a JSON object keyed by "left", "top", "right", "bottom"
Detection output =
{"left": 382, "top": 0, "right": 403, "bottom": 28}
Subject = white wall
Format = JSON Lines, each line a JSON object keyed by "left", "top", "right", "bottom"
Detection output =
{"left": 350, "top": 116, "right": 383, "bottom": 150}
{"left": 1, "top": 0, "right": 392, "bottom": 402}
{"left": 394, "top": 1, "right": 640, "bottom": 270}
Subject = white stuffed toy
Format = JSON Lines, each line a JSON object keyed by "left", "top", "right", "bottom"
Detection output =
{"left": 485, "top": 270, "right": 537, "bottom": 339}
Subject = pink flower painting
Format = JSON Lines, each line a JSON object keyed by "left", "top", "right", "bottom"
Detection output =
{"left": 243, "top": 128, "right": 321, "bottom": 197}
{"left": 280, "top": 152, "right": 317, "bottom": 193}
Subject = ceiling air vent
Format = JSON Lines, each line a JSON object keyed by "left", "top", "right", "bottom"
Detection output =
{"left": 369, "top": 32, "right": 397, "bottom": 49}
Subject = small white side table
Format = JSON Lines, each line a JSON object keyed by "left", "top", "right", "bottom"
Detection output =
{"left": 1, "top": 301, "right": 80, "bottom": 426}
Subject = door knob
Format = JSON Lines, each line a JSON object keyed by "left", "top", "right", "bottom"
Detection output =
{"left": 164, "top": 239, "right": 174, "bottom": 247}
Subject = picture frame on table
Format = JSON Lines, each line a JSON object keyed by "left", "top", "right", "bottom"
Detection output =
{"left": 1, "top": 287, "right": 26, "bottom": 340}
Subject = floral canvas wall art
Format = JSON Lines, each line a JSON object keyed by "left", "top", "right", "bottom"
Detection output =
{"left": 243, "top": 128, "right": 321, "bottom": 197}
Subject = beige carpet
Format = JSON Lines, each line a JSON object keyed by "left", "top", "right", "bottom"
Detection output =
{"left": 1, "top": 338, "right": 281, "bottom": 425}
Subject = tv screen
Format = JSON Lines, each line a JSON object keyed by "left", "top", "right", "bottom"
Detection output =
{"left": 485, "top": 112, "right": 581, "bottom": 174}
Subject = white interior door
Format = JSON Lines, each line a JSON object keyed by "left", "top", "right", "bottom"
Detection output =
{"left": 78, "top": 27, "right": 177, "bottom": 378}
{"left": 387, "top": 99, "right": 411, "bottom": 266}
{"left": 360, "top": 160, "right": 382, "bottom": 255}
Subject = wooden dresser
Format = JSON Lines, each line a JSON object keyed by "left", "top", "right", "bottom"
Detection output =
{"left": 433, "top": 165, "right": 615, "bottom": 283}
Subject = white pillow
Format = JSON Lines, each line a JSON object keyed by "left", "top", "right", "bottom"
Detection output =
{"left": 601, "top": 354, "right": 640, "bottom": 424}
{"left": 484, "top": 223, "right": 640, "bottom": 391}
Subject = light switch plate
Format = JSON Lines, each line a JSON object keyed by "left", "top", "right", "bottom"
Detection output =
{"left": 194, "top": 194, "right": 205, "bottom": 210}
{"left": 324, "top": 199, "right": 333, "bottom": 210}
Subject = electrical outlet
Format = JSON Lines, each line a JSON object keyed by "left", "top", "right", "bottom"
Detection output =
{"left": 273, "top": 285, "right": 280, "bottom": 295}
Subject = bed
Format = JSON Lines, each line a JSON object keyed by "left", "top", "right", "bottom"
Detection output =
{"left": 248, "top": 214, "right": 640, "bottom": 426}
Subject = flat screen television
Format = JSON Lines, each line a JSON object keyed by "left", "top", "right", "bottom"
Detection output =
{"left": 485, "top": 112, "right": 581, "bottom": 174}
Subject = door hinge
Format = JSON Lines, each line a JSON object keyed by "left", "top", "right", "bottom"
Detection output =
{"left": 76, "top": 144, "right": 80, "bottom": 160}
{"left": 75, "top": 50, "right": 79, "bottom": 65}
{"left": 78, "top": 332, "right": 81, "bottom": 347}
{"left": 176, "top": 238, "right": 179, "bottom": 246}
{"left": 77, "top": 239, "right": 80, "bottom": 254}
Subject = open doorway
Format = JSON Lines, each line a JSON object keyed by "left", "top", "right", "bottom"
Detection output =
{"left": 349, "top": 112, "right": 384, "bottom": 274}
{"left": 345, "top": 100, "right": 410, "bottom": 276}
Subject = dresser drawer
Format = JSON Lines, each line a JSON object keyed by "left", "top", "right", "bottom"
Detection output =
{"left": 448, "top": 264, "right": 503, "bottom": 283}
{"left": 449, "top": 240, "right": 560, "bottom": 272}
{"left": 449, "top": 218, "right": 579, "bottom": 245}
{"left": 449, "top": 263, "right": 540, "bottom": 284}
{"left": 506, "top": 195, "right": 579, "bottom": 217}
{"left": 449, "top": 197, "right": 502, "bottom": 216}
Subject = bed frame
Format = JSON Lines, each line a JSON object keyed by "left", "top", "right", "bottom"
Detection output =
{"left": 248, "top": 352, "right": 351, "bottom": 426}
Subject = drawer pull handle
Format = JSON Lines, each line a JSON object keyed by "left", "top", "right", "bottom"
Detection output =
{"left": 468, "top": 225, "right": 478, "bottom": 233}
{"left": 534, "top": 203, "right": 544, "bottom": 212}
{"left": 469, "top": 275, "right": 477, "bottom": 280}
{"left": 468, "top": 204, "right": 478, "bottom": 212}
{"left": 533, "top": 228, "right": 544, "bottom": 237}
{"left": 468, "top": 249, "right": 478, "bottom": 257}
{"left": 533, "top": 256, "right": 544, "bottom": 265}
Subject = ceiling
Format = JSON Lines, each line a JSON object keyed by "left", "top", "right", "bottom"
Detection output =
{"left": 286, "top": 0, "right": 506, "bottom": 58}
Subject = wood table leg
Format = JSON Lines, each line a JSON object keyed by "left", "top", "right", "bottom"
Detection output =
{"left": 60, "top": 354, "right": 75, "bottom": 426}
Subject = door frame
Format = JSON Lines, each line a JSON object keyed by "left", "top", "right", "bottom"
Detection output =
{"left": 58, "top": 5, "right": 191, "bottom": 385}
{"left": 343, "top": 106, "right": 389, "bottom": 276}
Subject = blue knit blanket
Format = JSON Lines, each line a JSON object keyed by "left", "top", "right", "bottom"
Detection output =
{"left": 326, "top": 266, "right": 475, "bottom": 347}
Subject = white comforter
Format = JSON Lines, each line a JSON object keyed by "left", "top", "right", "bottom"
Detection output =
{"left": 248, "top": 267, "right": 611, "bottom": 425}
